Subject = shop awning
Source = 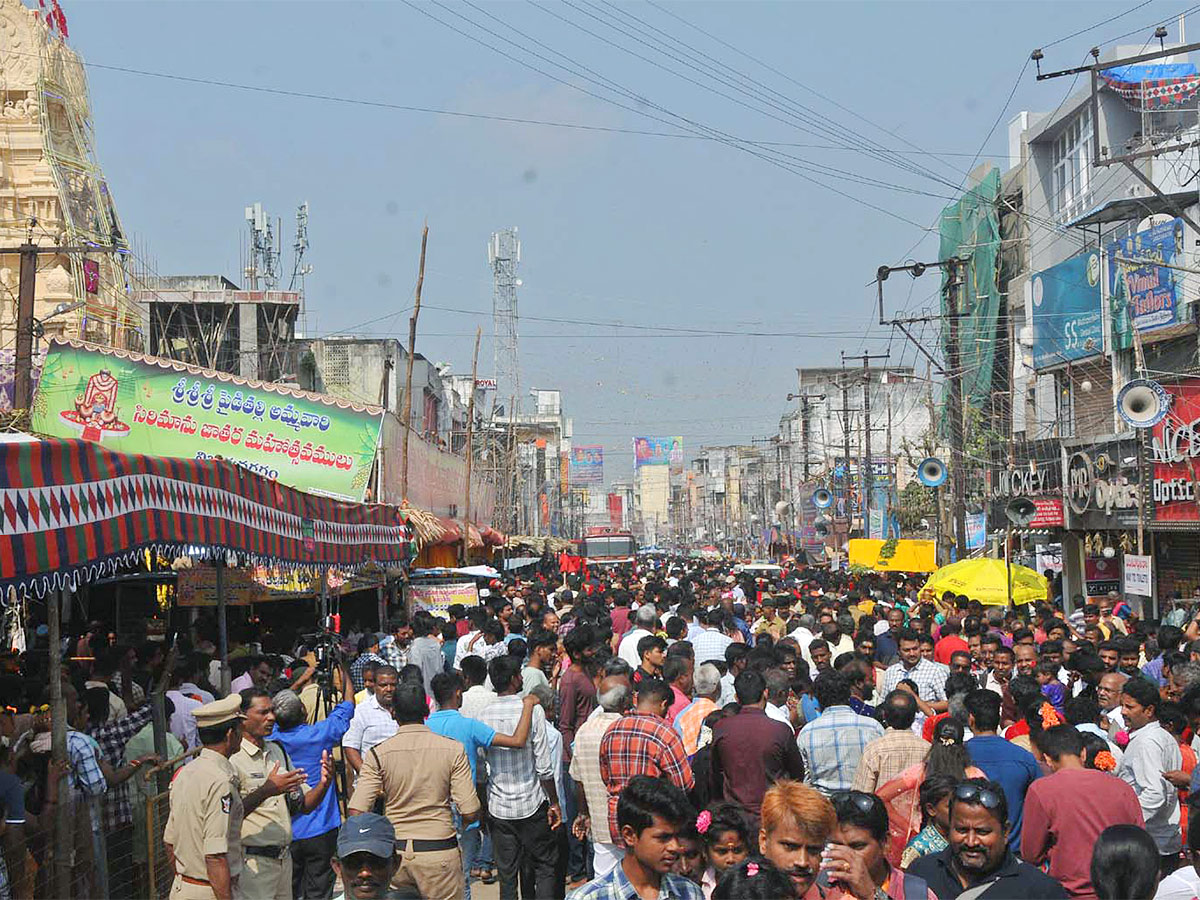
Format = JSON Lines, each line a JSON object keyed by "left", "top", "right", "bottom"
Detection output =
{"left": 0, "top": 438, "right": 416, "bottom": 597}
{"left": 1065, "top": 190, "right": 1197, "bottom": 228}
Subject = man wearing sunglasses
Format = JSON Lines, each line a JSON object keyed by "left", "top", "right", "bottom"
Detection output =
{"left": 907, "top": 778, "right": 1067, "bottom": 899}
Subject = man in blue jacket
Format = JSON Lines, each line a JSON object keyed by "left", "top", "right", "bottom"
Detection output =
{"left": 271, "top": 659, "right": 356, "bottom": 900}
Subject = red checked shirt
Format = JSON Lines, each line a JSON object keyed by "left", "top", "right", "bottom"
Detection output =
{"left": 598, "top": 711, "right": 694, "bottom": 843}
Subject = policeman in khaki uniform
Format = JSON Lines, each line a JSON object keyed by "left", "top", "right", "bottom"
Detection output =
{"left": 163, "top": 695, "right": 246, "bottom": 900}
{"left": 230, "top": 688, "right": 333, "bottom": 900}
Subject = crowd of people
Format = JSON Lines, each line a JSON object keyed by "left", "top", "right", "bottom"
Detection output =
{"left": 3, "top": 560, "right": 1200, "bottom": 900}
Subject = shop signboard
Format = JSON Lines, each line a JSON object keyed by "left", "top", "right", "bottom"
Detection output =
{"left": 1085, "top": 557, "right": 1121, "bottom": 597}
{"left": 987, "top": 439, "right": 1065, "bottom": 528}
{"left": 1108, "top": 216, "right": 1187, "bottom": 349}
{"left": 569, "top": 445, "right": 605, "bottom": 485}
{"left": 1063, "top": 438, "right": 1142, "bottom": 530}
{"left": 966, "top": 513, "right": 987, "bottom": 549}
{"left": 407, "top": 582, "right": 479, "bottom": 617}
{"left": 1031, "top": 250, "right": 1104, "bottom": 369}
{"left": 31, "top": 339, "right": 384, "bottom": 502}
{"left": 1151, "top": 381, "right": 1200, "bottom": 524}
{"left": 1124, "top": 553, "right": 1152, "bottom": 596}
{"left": 177, "top": 566, "right": 271, "bottom": 607}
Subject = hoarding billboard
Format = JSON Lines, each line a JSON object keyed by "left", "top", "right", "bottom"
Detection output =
{"left": 634, "top": 436, "right": 683, "bottom": 472}
{"left": 1108, "top": 216, "right": 1186, "bottom": 348}
{"left": 31, "top": 339, "right": 383, "bottom": 502}
{"left": 569, "top": 445, "right": 605, "bottom": 485}
{"left": 1031, "top": 250, "right": 1103, "bottom": 369}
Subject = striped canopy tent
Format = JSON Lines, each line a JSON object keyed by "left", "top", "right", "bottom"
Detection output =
{"left": 1100, "top": 63, "right": 1200, "bottom": 109}
{"left": 0, "top": 438, "right": 417, "bottom": 597}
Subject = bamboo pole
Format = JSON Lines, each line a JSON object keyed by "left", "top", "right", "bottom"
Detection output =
{"left": 49, "top": 588, "right": 72, "bottom": 899}
{"left": 400, "top": 225, "right": 429, "bottom": 500}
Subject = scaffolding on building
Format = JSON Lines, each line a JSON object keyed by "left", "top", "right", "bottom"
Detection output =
{"left": 36, "top": 26, "right": 138, "bottom": 347}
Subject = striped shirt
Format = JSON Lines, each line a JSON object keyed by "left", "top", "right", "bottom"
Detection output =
{"left": 691, "top": 627, "right": 734, "bottom": 665}
{"left": 349, "top": 651, "right": 387, "bottom": 692}
{"left": 796, "top": 705, "right": 884, "bottom": 794}
{"left": 568, "top": 711, "right": 622, "bottom": 844}
{"left": 880, "top": 659, "right": 949, "bottom": 703}
{"left": 673, "top": 698, "right": 718, "bottom": 757}
{"left": 478, "top": 695, "right": 555, "bottom": 820}
{"left": 851, "top": 728, "right": 931, "bottom": 794}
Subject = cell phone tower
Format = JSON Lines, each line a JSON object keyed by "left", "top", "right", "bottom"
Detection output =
{"left": 489, "top": 227, "right": 521, "bottom": 532}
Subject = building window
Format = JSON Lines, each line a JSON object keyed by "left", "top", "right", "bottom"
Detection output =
{"left": 1051, "top": 108, "right": 1093, "bottom": 222}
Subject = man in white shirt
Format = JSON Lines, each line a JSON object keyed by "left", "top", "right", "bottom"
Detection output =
{"left": 342, "top": 665, "right": 399, "bottom": 779}
{"left": 457, "top": 656, "right": 497, "bottom": 717}
{"left": 617, "top": 606, "right": 659, "bottom": 669}
{"left": 764, "top": 668, "right": 792, "bottom": 728}
{"left": 478, "top": 655, "right": 560, "bottom": 900}
{"left": 1100, "top": 671, "right": 1130, "bottom": 736}
{"left": 1118, "top": 676, "right": 1182, "bottom": 861}
{"left": 692, "top": 609, "right": 735, "bottom": 666}
{"left": 788, "top": 614, "right": 816, "bottom": 654}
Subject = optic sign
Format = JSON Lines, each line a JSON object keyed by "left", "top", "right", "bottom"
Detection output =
{"left": 1151, "top": 382, "right": 1200, "bottom": 522}
{"left": 1065, "top": 443, "right": 1140, "bottom": 529}
{"left": 1030, "top": 250, "right": 1103, "bottom": 369}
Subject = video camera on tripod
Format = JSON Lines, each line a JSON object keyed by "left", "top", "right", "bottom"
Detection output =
{"left": 299, "top": 629, "right": 345, "bottom": 691}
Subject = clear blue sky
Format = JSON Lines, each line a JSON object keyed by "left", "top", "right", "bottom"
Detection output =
{"left": 68, "top": 0, "right": 1182, "bottom": 481}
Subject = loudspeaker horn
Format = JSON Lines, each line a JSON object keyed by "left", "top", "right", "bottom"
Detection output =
{"left": 916, "top": 457, "right": 948, "bottom": 488}
{"left": 1004, "top": 496, "right": 1038, "bottom": 527}
{"left": 1117, "top": 378, "right": 1171, "bottom": 428}
{"left": 774, "top": 500, "right": 790, "bottom": 519}
{"left": 812, "top": 488, "right": 834, "bottom": 509}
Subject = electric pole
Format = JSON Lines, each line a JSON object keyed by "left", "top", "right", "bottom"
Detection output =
{"left": 841, "top": 371, "right": 852, "bottom": 514}
{"left": 945, "top": 258, "right": 968, "bottom": 556}
{"left": 12, "top": 231, "right": 122, "bottom": 411}
{"left": 844, "top": 351, "right": 890, "bottom": 538}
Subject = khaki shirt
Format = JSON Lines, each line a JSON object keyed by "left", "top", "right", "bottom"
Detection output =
{"left": 162, "top": 748, "right": 244, "bottom": 879}
{"left": 348, "top": 723, "right": 478, "bottom": 840}
{"left": 230, "top": 738, "right": 304, "bottom": 848}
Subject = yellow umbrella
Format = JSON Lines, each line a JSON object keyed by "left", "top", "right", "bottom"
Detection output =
{"left": 921, "top": 557, "right": 1048, "bottom": 607}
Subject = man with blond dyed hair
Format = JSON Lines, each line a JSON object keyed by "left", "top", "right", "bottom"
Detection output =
{"left": 759, "top": 779, "right": 837, "bottom": 899}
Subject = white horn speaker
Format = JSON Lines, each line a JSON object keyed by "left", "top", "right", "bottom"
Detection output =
{"left": 1117, "top": 378, "right": 1171, "bottom": 428}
